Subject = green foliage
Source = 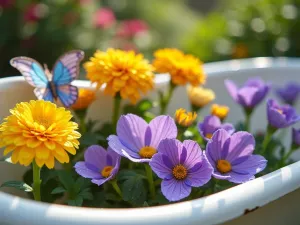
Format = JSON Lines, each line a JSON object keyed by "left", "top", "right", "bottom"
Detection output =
{"left": 0, "top": 181, "right": 33, "bottom": 192}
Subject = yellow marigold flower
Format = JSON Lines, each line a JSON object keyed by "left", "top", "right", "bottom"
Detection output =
{"left": 175, "top": 108, "right": 197, "bottom": 127}
{"left": 153, "top": 48, "right": 206, "bottom": 86}
{"left": 211, "top": 104, "right": 230, "bottom": 120}
{"left": 187, "top": 86, "right": 215, "bottom": 108}
{"left": 72, "top": 88, "right": 96, "bottom": 110}
{"left": 84, "top": 48, "right": 154, "bottom": 104}
{"left": 0, "top": 100, "right": 81, "bottom": 169}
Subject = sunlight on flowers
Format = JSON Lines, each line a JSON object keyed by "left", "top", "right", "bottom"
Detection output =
{"left": 72, "top": 88, "right": 96, "bottom": 110}
{"left": 84, "top": 48, "right": 154, "bottom": 104}
{"left": 0, "top": 100, "right": 81, "bottom": 169}
{"left": 153, "top": 48, "right": 206, "bottom": 86}
{"left": 187, "top": 86, "right": 215, "bottom": 108}
{"left": 211, "top": 104, "right": 230, "bottom": 120}
{"left": 175, "top": 108, "right": 197, "bottom": 127}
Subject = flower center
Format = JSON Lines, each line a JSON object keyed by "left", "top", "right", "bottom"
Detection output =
{"left": 205, "top": 133, "right": 213, "bottom": 139}
{"left": 35, "top": 117, "right": 52, "bottom": 128}
{"left": 217, "top": 160, "right": 232, "bottom": 173}
{"left": 277, "top": 109, "right": 283, "bottom": 114}
{"left": 101, "top": 166, "right": 114, "bottom": 178}
{"left": 172, "top": 164, "right": 188, "bottom": 180}
{"left": 139, "top": 146, "right": 157, "bottom": 159}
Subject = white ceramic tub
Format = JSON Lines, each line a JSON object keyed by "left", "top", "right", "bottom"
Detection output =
{"left": 1, "top": 57, "right": 300, "bottom": 225}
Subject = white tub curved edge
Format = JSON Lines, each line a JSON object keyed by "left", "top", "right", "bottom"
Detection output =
{"left": 1, "top": 57, "right": 300, "bottom": 225}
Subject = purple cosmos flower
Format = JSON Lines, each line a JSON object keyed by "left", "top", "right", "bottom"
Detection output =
{"left": 198, "top": 115, "right": 235, "bottom": 141}
{"left": 276, "top": 82, "right": 300, "bottom": 105}
{"left": 150, "top": 139, "right": 213, "bottom": 202}
{"left": 205, "top": 129, "right": 267, "bottom": 183}
{"left": 292, "top": 128, "right": 300, "bottom": 146}
{"left": 267, "top": 99, "right": 300, "bottom": 129}
{"left": 108, "top": 114, "right": 177, "bottom": 163}
{"left": 74, "top": 145, "right": 121, "bottom": 186}
{"left": 225, "top": 77, "right": 270, "bottom": 109}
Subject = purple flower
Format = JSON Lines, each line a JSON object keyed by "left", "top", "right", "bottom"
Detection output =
{"left": 108, "top": 114, "right": 177, "bottom": 163}
{"left": 150, "top": 139, "right": 213, "bottom": 202}
{"left": 276, "top": 82, "right": 300, "bottom": 105}
{"left": 205, "top": 129, "right": 267, "bottom": 183}
{"left": 74, "top": 145, "right": 121, "bottom": 186}
{"left": 292, "top": 128, "right": 300, "bottom": 146}
{"left": 225, "top": 77, "right": 270, "bottom": 109}
{"left": 198, "top": 115, "right": 235, "bottom": 141}
{"left": 267, "top": 99, "right": 300, "bottom": 129}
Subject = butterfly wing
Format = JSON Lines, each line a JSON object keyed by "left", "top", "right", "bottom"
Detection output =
{"left": 10, "top": 57, "right": 48, "bottom": 88}
{"left": 34, "top": 88, "right": 54, "bottom": 102}
{"left": 52, "top": 50, "right": 84, "bottom": 85}
{"left": 56, "top": 85, "right": 78, "bottom": 108}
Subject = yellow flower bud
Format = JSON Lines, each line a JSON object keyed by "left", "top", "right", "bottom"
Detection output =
{"left": 211, "top": 104, "right": 230, "bottom": 120}
{"left": 187, "top": 86, "right": 215, "bottom": 108}
{"left": 175, "top": 108, "right": 197, "bottom": 127}
{"left": 72, "top": 88, "right": 96, "bottom": 110}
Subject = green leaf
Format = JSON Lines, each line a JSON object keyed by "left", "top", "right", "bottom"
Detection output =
{"left": 121, "top": 175, "right": 147, "bottom": 206}
{"left": 138, "top": 99, "right": 153, "bottom": 111}
{"left": 80, "top": 132, "right": 105, "bottom": 146}
{"left": 51, "top": 187, "right": 66, "bottom": 194}
{"left": 118, "top": 170, "right": 139, "bottom": 181}
{"left": 57, "top": 170, "right": 75, "bottom": 191}
{"left": 0, "top": 156, "right": 12, "bottom": 163}
{"left": 79, "top": 188, "right": 93, "bottom": 200}
{"left": 0, "top": 181, "right": 33, "bottom": 192}
{"left": 67, "top": 196, "right": 83, "bottom": 207}
{"left": 143, "top": 201, "right": 149, "bottom": 207}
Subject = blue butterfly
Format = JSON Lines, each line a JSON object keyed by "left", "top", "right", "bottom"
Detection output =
{"left": 10, "top": 50, "right": 84, "bottom": 108}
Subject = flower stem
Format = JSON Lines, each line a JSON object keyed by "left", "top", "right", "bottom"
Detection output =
{"left": 112, "top": 93, "right": 122, "bottom": 130}
{"left": 159, "top": 82, "right": 176, "bottom": 115}
{"left": 32, "top": 161, "right": 42, "bottom": 201}
{"left": 281, "top": 144, "right": 298, "bottom": 166}
{"left": 261, "top": 125, "right": 277, "bottom": 155}
{"left": 177, "top": 126, "right": 186, "bottom": 141}
{"left": 243, "top": 108, "right": 253, "bottom": 132}
{"left": 110, "top": 179, "right": 122, "bottom": 198}
{"left": 144, "top": 164, "right": 156, "bottom": 199}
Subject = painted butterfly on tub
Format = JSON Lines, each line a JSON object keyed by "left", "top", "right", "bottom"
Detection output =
{"left": 10, "top": 50, "right": 84, "bottom": 108}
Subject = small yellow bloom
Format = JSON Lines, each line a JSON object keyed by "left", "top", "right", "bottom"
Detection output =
{"left": 232, "top": 43, "right": 248, "bottom": 59}
{"left": 72, "top": 88, "right": 96, "bottom": 110}
{"left": 153, "top": 48, "right": 206, "bottom": 86}
{"left": 211, "top": 104, "right": 230, "bottom": 120}
{"left": 0, "top": 100, "right": 81, "bottom": 169}
{"left": 175, "top": 108, "right": 197, "bottom": 127}
{"left": 187, "top": 86, "right": 215, "bottom": 108}
{"left": 84, "top": 48, "right": 154, "bottom": 104}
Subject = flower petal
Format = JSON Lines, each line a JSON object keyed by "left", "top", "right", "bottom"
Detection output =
{"left": 161, "top": 178, "right": 191, "bottom": 202}
{"left": 182, "top": 140, "right": 203, "bottom": 169}
{"left": 117, "top": 114, "right": 147, "bottom": 152}
{"left": 227, "top": 172, "right": 255, "bottom": 184}
{"left": 225, "top": 131, "right": 255, "bottom": 162}
{"left": 148, "top": 115, "right": 177, "bottom": 148}
{"left": 237, "top": 86, "right": 259, "bottom": 107}
{"left": 108, "top": 135, "right": 141, "bottom": 161}
{"left": 231, "top": 154, "right": 267, "bottom": 175}
{"left": 186, "top": 156, "right": 213, "bottom": 187}
{"left": 150, "top": 153, "right": 173, "bottom": 179}
{"left": 74, "top": 162, "right": 102, "bottom": 179}
{"left": 220, "top": 123, "right": 235, "bottom": 135}
{"left": 224, "top": 79, "right": 238, "bottom": 102}
{"left": 45, "top": 155, "right": 55, "bottom": 169}
{"left": 206, "top": 129, "right": 231, "bottom": 163}
{"left": 91, "top": 178, "right": 110, "bottom": 186}
{"left": 157, "top": 139, "right": 182, "bottom": 166}
{"left": 84, "top": 145, "right": 107, "bottom": 170}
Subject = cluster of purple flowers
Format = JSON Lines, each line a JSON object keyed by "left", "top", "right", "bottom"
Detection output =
{"left": 75, "top": 78, "right": 300, "bottom": 202}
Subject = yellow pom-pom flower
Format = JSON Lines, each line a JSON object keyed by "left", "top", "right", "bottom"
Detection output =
{"left": 187, "top": 86, "right": 215, "bottom": 108}
{"left": 153, "top": 48, "right": 206, "bottom": 86}
{"left": 0, "top": 100, "right": 81, "bottom": 169}
{"left": 211, "top": 104, "right": 230, "bottom": 120}
{"left": 84, "top": 48, "right": 154, "bottom": 104}
{"left": 72, "top": 88, "right": 96, "bottom": 110}
{"left": 175, "top": 108, "right": 197, "bottom": 127}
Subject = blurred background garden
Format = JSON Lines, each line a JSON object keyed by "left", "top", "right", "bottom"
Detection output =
{"left": 0, "top": 0, "right": 299, "bottom": 77}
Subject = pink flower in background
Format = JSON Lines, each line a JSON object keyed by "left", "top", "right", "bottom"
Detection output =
{"left": 117, "top": 19, "right": 148, "bottom": 38}
{"left": 24, "top": 3, "right": 48, "bottom": 22}
{"left": 0, "top": 0, "right": 14, "bottom": 8}
{"left": 94, "top": 8, "right": 116, "bottom": 29}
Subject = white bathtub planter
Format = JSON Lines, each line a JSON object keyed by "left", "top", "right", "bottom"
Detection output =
{"left": 1, "top": 58, "right": 300, "bottom": 225}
